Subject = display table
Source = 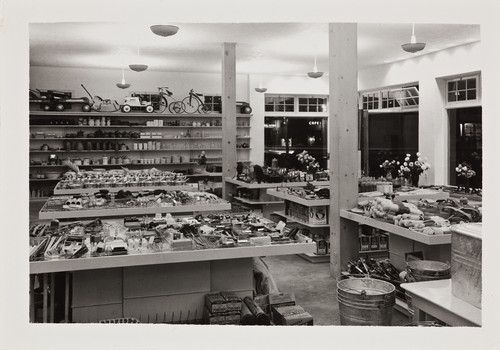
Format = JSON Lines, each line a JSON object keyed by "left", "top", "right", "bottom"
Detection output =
{"left": 401, "top": 279, "right": 481, "bottom": 327}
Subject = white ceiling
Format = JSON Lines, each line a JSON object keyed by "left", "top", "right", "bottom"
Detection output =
{"left": 29, "top": 22, "right": 480, "bottom": 75}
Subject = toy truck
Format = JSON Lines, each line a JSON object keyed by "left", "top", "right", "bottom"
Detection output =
{"left": 121, "top": 95, "right": 154, "bottom": 113}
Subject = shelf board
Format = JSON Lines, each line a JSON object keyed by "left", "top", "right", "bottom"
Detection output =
{"left": 233, "top": 197, "right": 283, "bottom": 205}
{"left": 267, "top": 189, "right": 330, "bottom": 206}
{"left": 225, "top": 178, "right": 330, "bottom": 189}
{"left": 340, "top": 210, "right": 451, "bottom": 245}
{"left": 53, "top": 184, "right": 193, "bottom": 195}
{"left": 30, "top": 197, "right": 51, "bottom": 202}
{"left": 30, "top": 111, "right": 252, "bottom": 118}
{"left": 30, "top": 137, "right": 239, "bottom": 141}
{"left": 29, "top": 241, "right": 315, "bottom": 274}
{"left": 39, "top": 201, "right": 232, "bottom": 220}
{"left": 271, "top": 211, "right": 296, "bottom": 222}
{"left": 30, "top": 178, "right": 61, "bottom": 182}
{"left": 358, "top": 249, "right": 389, "bottom": 254}
{"left": 187, "top": 172, "right": 222, "bottom": 178}
{"left": 298, "top": 252, "right": 330, "bottom": 263}
{"left": 30, "top": 125, "right": 225, "bottom": 129}
{"left": 30, "top": 162, "right": 198, "bottom": 168}
{"left": 30, "top": 149, "right": 224, "bottom": 153}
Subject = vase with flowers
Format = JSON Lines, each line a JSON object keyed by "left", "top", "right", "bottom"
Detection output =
{"left": 296, "top": 150, "right": 320, "bottom": 175}
{"left": 379, "top": 159, "right": 398, "bottom": 180}
{"left": 456, "top": 162, "right": 476, "bottom": 193}
{"left": 398, "top": 152, "right": 431, "bottom": 188}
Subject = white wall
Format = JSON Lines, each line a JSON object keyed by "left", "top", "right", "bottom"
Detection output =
{"left": 30, "top": 66, "right": 250, "bottom": 103}
{"left": 358, "top": 41, "right": 482, "bottom": 185}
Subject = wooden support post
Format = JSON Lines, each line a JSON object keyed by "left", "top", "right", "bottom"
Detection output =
{"left": 221, "top": 42, "right": 237, "bottom": 200}
{"left": 43, "top": 273, "right": 48, "bottom": 323}
{"left": 329, "top": 23, "right": 360, "bottom": 277}
{"left": 65, "top": 272, "right": 70, "bottom": 322}
{"left": 50, "top": 273, "right": 55, "bottom": 322}
{"left": 30, "top": 275, "right": 35, "bottom": 323}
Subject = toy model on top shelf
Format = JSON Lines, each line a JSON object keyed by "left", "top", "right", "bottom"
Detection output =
{"left": 30, "top": 89, "right": 91, "bottom": 112}
{"left": 120, "top": 95, "right": 154, "bottom": 113}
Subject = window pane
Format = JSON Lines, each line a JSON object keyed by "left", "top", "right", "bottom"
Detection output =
{"left": 299, "top": 105, "right": 307, "bottom": 112}
{"left": 319, "top": 104, "right": 327, "bottom": 112}
{"left": 284, "top": 97, "right": 294, "bottom": 105}
{"left": 309, "top": 105, "right": 318, "bottom": 112}
{"left": 382, "top": 100, "right": 387, "bottom": 108}
{"left": 457, "top": 91, "right": 466, "bottom": 101}
{"left": 265, "top": 105, "right": 274, "bottom": 112}
{"left": 448, "top": 81, "right": 456, "bottom": 92}
{"left": 467, "top": 78, "right": 476, "bottom": 89}
{"left": 448, "top": 92, "right": 457, "bottom": 102}
{"left": 319, "top": 98, "right": 327, "bottom": 105}
{"left": 457, "top": 80, "right": 466, "bottom": 90}
{"left": 204, "top": 96, "right": 212, "bottom": 103}
{"left": 374, "top": 101, "right": 379, "bottom": 109}
{"left": 214, "top": 96, "right": 221, "bottom": 103}
{"left": 298, "top": 98, "right": 307, "bottom": 104}
{"left": 284, "top": 105, "right": 294, "bottom": 112}
{"left": 467, "top": 90, "right": 477, "bottom": 100}
{"left": 277, "top": 105, "right": 285, "bottom": 112}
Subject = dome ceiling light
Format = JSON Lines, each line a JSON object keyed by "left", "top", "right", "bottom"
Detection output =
{"left": 401, "top": 24, "right": 426, "bottom": 53}
{"left": 307, "top": 55, "right": 323, "bottom": 79}
{"left": 129, "top": 46, "right": 148, "bottom": 72}
{"left": 255, "top": 75, "right": 267, "bottom": 93}
{"left": 116, "top": 67, "right": 131, "bottom": 89}
{"left": 150, "top": 25, "right": 179, "bottom": 37}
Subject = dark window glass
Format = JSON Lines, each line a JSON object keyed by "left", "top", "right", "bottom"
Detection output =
{"left": 299, "top": 98, "right": 307, "bottom": 104}
{"left": 309, "top": 105, "right": 318, "bottom": 112}
{"left": 214, "top": 96, "right": 221, "bottom": 103}
{"left": 448, "top": 92, "right": 457, "bottom": 102}
{"left": 457, "top": 80, "right": 466, "bottom": 90}
{"left": 204, "top": 96, "right": 212, "bottom": 103}
{"left": 265, "top": 105, "right": 274, "bottom": 112}
{"left": 467, "top": 90, "right": 476, "bottom": 100}
{"left": 284, "top": 105, "right": 294, "bottom": 112}
{"left": 448, "top": 81, "right": 456, "bottom": 92}
{"left": 467, "top": 78, "right": 476, "bottom": 89}
{"left": 277, "top": 105, "right": 284, "bottom": 112}
{"left": 457, "top": 91, "right": 466, "bottom": 101}
{"left": 299, "top": 105, "right": 307, "bottom": 112}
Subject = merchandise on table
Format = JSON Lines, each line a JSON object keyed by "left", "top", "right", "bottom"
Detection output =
{"left": 271, "top": 305, "right": 313, "bottom": 325}
{"left": 29, "top": 212, "right": 308, "bottom": 262}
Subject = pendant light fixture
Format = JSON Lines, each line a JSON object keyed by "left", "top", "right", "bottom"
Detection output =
{"left": 254, "top": 75, "right": 267, "bottom": 93}
{"left": 307, "top": 55, "right": 323, "bottom": 79}
{"left": 150, "top": 25, "right": 179, "bottom": 37}
{"left": 129, "top": 46, "right": 148, "bottom": 72}
{"left": 116, "top": 67, "right": 130, "bottom": 89}
{"left": 401, "top": 24, "right": 426, "bottom": 53}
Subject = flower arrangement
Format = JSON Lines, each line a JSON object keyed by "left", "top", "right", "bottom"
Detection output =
{"left": 456, "top": 162, "right": 476, "bottom": 178}
{"left": 398, "top": 152, "right": 431, "bottom": 186}
{"left": 379, "top": 159, "right": 398, "bottom": 178}
{"left": 296, "top": 150, "right": 320, "bottom": 173}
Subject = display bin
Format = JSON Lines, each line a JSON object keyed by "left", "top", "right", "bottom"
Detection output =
{"left": 450, "top": 223, "right": 482, "bottom": 309}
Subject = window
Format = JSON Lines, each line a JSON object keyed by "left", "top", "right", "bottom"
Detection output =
{"left": 203, "top": 95, "right": 222, "bottom": 113}
{"left": 265, "top": 96, "right": 295, "bottom": 112}
{"left": 362, "top": 92, "right": 379, "bottom": 110}
{"left": 446, "top": 76, "right": 479, "bottom": 104}
{"left": 298, "top": 97, "right": 328, "bottom": 112}
{"left": 361, "top": 85, "right": 419, "bottom": 111}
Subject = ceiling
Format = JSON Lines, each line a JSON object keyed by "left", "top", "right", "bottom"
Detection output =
{"left": 29, "top": 22, "right": 480, "bottom": 75}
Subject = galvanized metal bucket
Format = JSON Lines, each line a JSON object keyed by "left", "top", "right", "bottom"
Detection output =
{"left": 406, "top": 260, "right": 451, "bottom": 282}
{"left": 337, "top": 277, "right": 395, "bottom": 326}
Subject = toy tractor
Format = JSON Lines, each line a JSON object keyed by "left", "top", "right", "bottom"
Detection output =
{"left": 29, "top": 89, "right": 91, "bottom": 112}
{"left": 121, "top": 95, "right": 154, "bottom": 113}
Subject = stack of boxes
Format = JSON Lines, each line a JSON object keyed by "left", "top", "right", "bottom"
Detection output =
{"left": 204, "top": 291, "right": 242, "bottom": 325}
{"left": 255, "top": 293, "right": 314, "bottom": 326}
{"left": 359, "top": 226, "right": 389, "bottom": 253}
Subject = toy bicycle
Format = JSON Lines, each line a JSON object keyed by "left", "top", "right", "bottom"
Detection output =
{"left": 181, "top": 89, "right": 211, "bottom": 114}
{"left": 153, "top": 87, "right": 183, "bottom": 114}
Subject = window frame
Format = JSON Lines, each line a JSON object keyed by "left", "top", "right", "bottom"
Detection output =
{"left": 264, "top": 94, "right": 329, "bottom": 117}
{"left": 445, "top": 74, "right": 481, "bottom": 109}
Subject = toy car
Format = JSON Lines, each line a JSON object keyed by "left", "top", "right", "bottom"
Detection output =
{"left": 30, "top": 89, "right": 91, "bottom": 112}
{"left": 121, "top": 96, "right": 154, "bottom": 113}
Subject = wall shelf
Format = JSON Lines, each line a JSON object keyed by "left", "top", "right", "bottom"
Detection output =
{"left": 225, "top": 178, "right": 329, "bottom": 189}
{"left": 30, "top": 111, "right": 252, "bottom": 118}
{"left": 53, "top": 184, "right": 193, "bottom": 195}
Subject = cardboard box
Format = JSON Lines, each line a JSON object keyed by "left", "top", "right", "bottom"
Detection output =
{"left": 271, "top": 305, "right": 313, "bottom": 325}
{"left": 204, "top": 306, "right": 225, "bottom": 324}
{"left": 269, "top": 293, "right": 296, "bottom": 309}
{"left": 370, "top": 235, "right": 379, "bottom": 250}
{"left": 220, "top": 291, "right": 242, "bottom": 312}
{"left": 359, "top": 235, "right": 370, "bottom": 251}
{"left": 205, "top": 292, "right": 227, "bottom": 314}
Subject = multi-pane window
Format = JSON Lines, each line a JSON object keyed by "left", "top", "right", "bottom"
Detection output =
{"left": 204, "top": 95, "right": 222, "bottom": 113}
{"left": 447, "top": 76, "right": 478, "bottom": 103}
{"left": 265, "top": 96, "right": 295, "bottom": 112}
{"left": 362, "top": 93, "right": 379, "bottom": 110}
{"left": 298, "top": 97, "right": 328, "bottom": 112}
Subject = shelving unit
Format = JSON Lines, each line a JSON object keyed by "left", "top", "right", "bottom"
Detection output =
{"left": 53, "top": 184, "right": 193, "bottom": 195}
{"left": 29, "top": 111, "right": 252, "bottom": 201}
